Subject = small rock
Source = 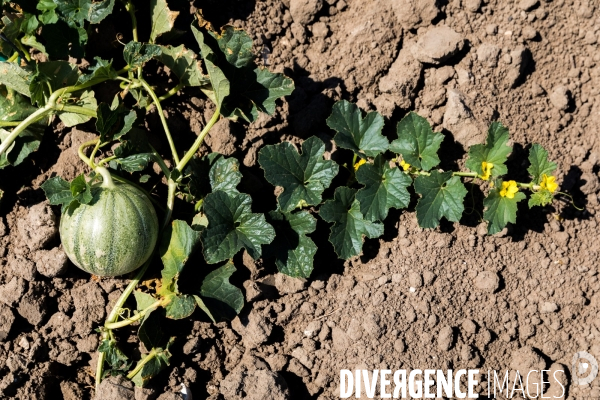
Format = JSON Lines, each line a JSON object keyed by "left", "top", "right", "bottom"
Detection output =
{"left": 289, "top": 0, "right": 323, "bottom": 25}
{"left": 423, "top": 270, "right": 436, "bottom": 286}
{"left": 0, "top": 305, "right": 15, "bottom": 341}
{"left": 311, "top": 22, "right": 329, "bottom": 38}
{"left": 532, "top": 82, "right": 546, "bottom": 96}
{"left": 477, "top": 43, "right": 501, "bottom": 67}
{"left": 549, "top": 86, "right": 571, "bottom": 111}
{"left": 522, "top": 26, "right": 538, "bottom": 41}
{"left": 303, "top": 321, "right": 322, "bottom": 338}
{"left": 438, "top": 326, "right": 454, "bottom": 351}
{"left": 473, "top": 271, "right": 500, "bottom": 293}
{"left": 486, "top": 24, "right": 498, "bottom": 35}
{"left": 540, "top": 302, "right": 558, "bottom": 313}
{"left": 465, "top": 0, "right": 482, "bottom": 12}
{"left": 435, "top": 66, "right": 455, "bottom": 84}
{"left": 411, "top": 26, "right": 465, "bottom": 65}
{"left": 518, "top": 0, "right": 539, "bottom": 11}
{"left": 33, "top": 247, "right": 69, "bottom": 277}
{"left": 391, "top": 0, "right": 439, "bottom": 30}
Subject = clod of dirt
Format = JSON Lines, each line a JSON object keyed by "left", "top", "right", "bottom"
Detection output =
{"left": 437, "top": 326, "right": 454, "bottom": 351}
{"left": 71, "top": 283, "right": 105, "bottom": 335}
{"left": 0, "top": 277, "right": 26, "bottom": 307}
{"left": 510, "top": 346, "right": 547, "bottom": 394}
{"left": 232, "top": 311, "right": 273, "bottom": 349}
{"left": 0, "top": 217, "right": 6, "bottom": 237}
{"left": 549, "top": 85, "right": 571, "bottom": 111}
{"left": 32, "top": 247, "right": 69, "bottom": 277}
{"left": 464, "top": 0, "right": 482, "bottom": 13}
{"left": 17, "top": 283, "right": 48, "bottom": 326}
{"left": 411, "top": 26, "right": 465, "bottom": 65}
{"left": 204, "top": 119, "right": 238, "bottom": 156}
{"left": 518, "top": 0, "right": 539, "bottom": 11}
{"left": 17, "top": 202, "right": 58, "bottom": 251}
{"left": 274, "top": 273, "right": 306, "bottom": 294}
{"left": 156, "top": 392, "right": 184, "bottom": 400}
{"left": 7, "top": 254, "right": 36, "bottom": 281}
{"left": 220, "top": 368, "right": 290, "bottom": 400}
{"left": 42, "top": 312, "right": 73, "bottom": 339}
{"left": 94, "top": 375, "right": 135, "bottom": 400}
{"left": 0, "top": 305, "right": 15, "bottom": 341}
{"left": 462, "top": 319, "right": 477, "bottom": 335}
{"left": 48, "top": 338, "right": 80, "bottom": 366}
{"left": 477, "top": 43, "right": 501, "bottom": 68}
{"left": 289, "top": 0, "right": 323, "bottom": 25}
{"left": 540, "top": 301, "right": 559, "bottom": 313}
{"left": 60, "top": 381, "right": 84, "bottom": 400}
{"left": 545, "top": 363, "right": 569, "bottom": 398}
{"left": 378, "top": 46, "right": 423, "bottom": 109}
{"left": 390, "top": 0, "right": 438, "bottom": 30}
{"left": 443, "top": 90, "right": 486, "bottom": 147}
{"left": 473, "top": 271, "right": 500, "bottom": 293}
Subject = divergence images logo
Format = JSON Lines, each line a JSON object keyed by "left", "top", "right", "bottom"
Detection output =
{"left": 572, "top": 351, "right": 599, "bottom": 386}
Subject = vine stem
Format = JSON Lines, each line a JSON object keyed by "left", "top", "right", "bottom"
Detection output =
{"left": 145, "top": 82, "right": 184, "bottom": 112}
{"left": 0, "top": 121, "right": 20, "bottom": 127}
{"left": 126, "top": 348, "right": 157, "bottom": 380}
{"left": 139, "top": 79, "right": 180, "bottom": 165}
{"left": 104, "top": 299, "right": 164, "bottom": 330}
{"left": 0, "top": 106, "right": 52, "bottom": 156}
{"left": 176, "top": 107, "right": 221, "bottom": 172}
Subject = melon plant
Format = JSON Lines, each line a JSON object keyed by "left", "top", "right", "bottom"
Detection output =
{"left": 0, "top": 0, "right": 578, "bottom": 391}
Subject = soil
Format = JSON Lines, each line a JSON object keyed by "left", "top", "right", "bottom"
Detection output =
{"left": 1, "top": 0, "right": 600, "bottom": 399}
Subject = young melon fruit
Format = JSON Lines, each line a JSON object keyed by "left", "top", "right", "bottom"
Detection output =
{"left": 59, "top": 167, "right": 159, "bottom": 276}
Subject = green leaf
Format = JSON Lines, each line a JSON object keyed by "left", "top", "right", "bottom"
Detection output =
{"left": 29, "top": 61, "right": 79, "bottom": 106}
{"left": 156, "top": 45, "right": 207, "bottom": 87}
{"left": 0, "top": 127, "right": 42, "bottom": 168}
{"left": 196, "top": 261, "right": 244, "bottom": 322}
{"left": 130, "top": 340, "right": 173, "bottom": 387}
{"left": 184, "top": 153, "right": 222, "bottom": 200}
{"left": 413, "top": 171, "right": 468, "bottom": 228}
{"left": 70, "top": 173, "right": 93, "bottom": 204}
{"left": 191, "top": 23, "right": 230, "bottom": 107}
{"left": 134, "top": 291, "right": 157, "bottom": 313}
{"left": 326, "top": 100, "right": 388, "bottom": 158}
{"left": 0, "top": 62, "right": 32, "bottom": 96}
{"left": 41, "top": 176, "right": 73, "bottom": 205}
{"left": 21, "top": 34, "right": 47, "bottom": 56}
{"left": 258, "top": 136, "right": 339, "bottom": 212}
{"left": 159, "top": 220, "right": 201, "bottom": 293}
{"left": 201, "top": 190, "right": 275, "bottom": 264}
{"left": 528, "top": 189, "right": 554, "bottom": 208}
{"left": 96, "top": 102, "right": 136, "bottom": 143}
{"left": 483, "top": 186, "right": 527, "bottom": 234}
{"left": 211, "top": 26, "right": 254, "bottom": 68}
{"left": 390, "top": 112, "right": 444, "bottom": 171}
{"left": 355, "top": 155, "right": 412, "bottom": 221}
{"left": 0, "top": 86, "right": 35, "bottom": 121}
{"left": 264, "top": 210, "right": 317, "bottom": 278}
{"left": 98, "top": 339, "right": 130, "bottom": 374}
{"left": 209, "top": 156, "right": 241, "bottom": 193}
{"left": 56, "top": 90, "right": 97, "bottom": 127}
{"left": 78, "top": 57, "right": 118, "bottom": 84}
{"left": 123, "top": 42, "right": 162, "bottom": 69}
{"left": 164, "top": 294, "right": 196, "bottom": 320}
{"left": 150, "top": 0, "right": 179, "bottom": 43}
{"left": 320, "top": 187, "right": 384, "bottom": 259}
{"left": 112, "top": 129, "right": 153, "bottom": 172}
{"left": 20, "top": 14, "right": 39, "bottom": 35}
{"left": 527, "top": 144, "right": 557, "bottom": 184}
{"left": 115, "top": 153, "right": 153, "bottom": 173}
{"left": 137, "top": 309, "right": 164, "bottom": 351}
{"left": 465, "top": 122, "right": 512, "bottom": 178}
{"left": 37, "top": 0, "right": 59, "bottom": 24}
{"left": 53, "top": 0, "right": 114, "bottom": 25}
{"left": 0, "top": 15, "right": 21, "bottom": 58}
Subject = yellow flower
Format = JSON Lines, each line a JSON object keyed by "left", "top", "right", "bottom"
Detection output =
{"left": 353, "top": 158, "right": 366, "bottom": 171}
{"left": 540, "top": 174, "right": 558, "bottom": 193}
{"left": 499, "top": 180, "right": 519, "bottom": 199}
{"left": 481, "top": 161, "right": 493, "bottom": 180}
{"left": 400, "top": 160, "right": 411, "bottom": 171}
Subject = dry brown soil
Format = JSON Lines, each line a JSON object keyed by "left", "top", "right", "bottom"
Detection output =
{"left": 1, "top": 0, "right": 600, "bottom": 399}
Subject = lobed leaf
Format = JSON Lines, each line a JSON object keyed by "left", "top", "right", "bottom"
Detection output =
{"left": 527, "top": 144, "right": 557, "bottom": 184}
{"left": 164, "top": 294, "right": 196, "bottom": 320}
{"left": 258, "top": 136, "right": 339, "bottom": 212}
{"left": 98, "top": 339, "right": 130, "bottom": 375}
{"left": 201, "top": 190, "right": 275, "bottom": 264}
{"left": 185, "top": 153, "right": 222, "bottom": 200}
{"left": 320, "top": 186, "right": 384, "bottom": 259}
{"left": 191, "top": 23, "right": 230, "bottom": 107}
{"left": 195, "top": 261, "right": 244, "bottom": 322}
{"left": 130, "top": 339, "right": 173, "bottom": 387}
{"left": 156, "top": 45, "right": 207, "bottom": 87}
{"left": 264, "top": 210, "right": 317, "bottom": 278}
{"left": 209, "top": 156, "right": 242, "bottom": 194}
{"left": 41, "top": 176, "right": 72, "bottom": 206}
{"left": 413, "top": 171, "right": 468, "bottom": 228}
{"left": 465, "top": 121, "right": 512, "bottom": 178}
{"left": 96, "top": 102, "right": 136, "bottom": 143}
{"left": 390, "top": 112, "right": 444, "bottom": 171}
{"left": 326, "top": 100, "right": 388, "bottom": 158}
{"left": 355, "top": 155, "right": 412, "bottom": 221}
{"left": 123, "top": 42, "right": 162, "bottom": 69}
{"left": 528, "top": 189, "right": 554, "bottom": 208}
{"left": 78, "top": 57, "right": 118, "bottom": 84}
{"left": 483, "top": 186, "right": 526, "bottom": 234}
{"left": 70, "top": 173, "right": 93, "bottom": 205}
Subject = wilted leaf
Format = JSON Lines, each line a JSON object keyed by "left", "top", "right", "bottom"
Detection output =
{"left": 413, "top": 171, "right": 468, "bottom": 229}
{"left": 466, "top": 122, "right": 512, "bottom": 178}
{"left": 264, "top": 210, "right": 317, "bottom": 278}
{"left": 159, "top": 220, "right": 201, "bottom": 294}
{"left": 78, "top": 57, "right": 118, "bottom": 84}
{"left": 258, "top": 136, "right": 339, "bottom": 212}
{"left": 201, "top": 190, "right": 275, "bottom": 264}
{"left": 390, "top": 112, "right": 444, "bottom": 171}
{"left": 156, "top": 45, "right": 206, "bottom": 87}
{"left": 98, "top": 339, "right": 130, "bottom": 374}
{"left": 96, "top": 102, "right": 136, "bottom": 143}
{"left": 527, "top": 144, "right": 557, "bottom": 184}
{"left": 130, "top": 344, "right": 172, "bottom": 387}
{"left": 355, "top": 155, "right": 412, "bottom": 221}
{"left": 326, "top": 100, "right": 388, "bottom": 158}
{"left": 195, "top": 261, "right": 244, "bottom": 322}
{"left": 320, "top": 186, "right": 384, "bottom": 259}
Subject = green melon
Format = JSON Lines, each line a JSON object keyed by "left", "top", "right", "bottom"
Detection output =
{"left": 59, "top": 168, "right": 159, "bottom": 276}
